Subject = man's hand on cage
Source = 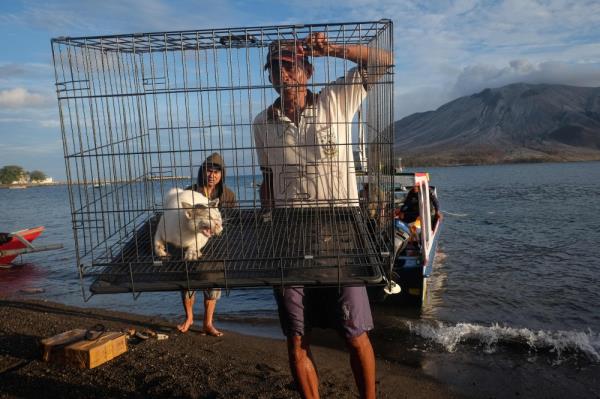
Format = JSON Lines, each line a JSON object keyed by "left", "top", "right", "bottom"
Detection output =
{"left": 304, "top": 32, "right": 335, "bottom": 57}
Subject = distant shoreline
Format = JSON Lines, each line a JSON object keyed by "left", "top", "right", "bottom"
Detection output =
{"left": 0, "top": 182, "right": 67, "bottom": 189}
{"left": 3, "top": 158, "right": 599, "bottom": 189}
{"left": 0, "top": 181, "right": 67, "bottom": 189}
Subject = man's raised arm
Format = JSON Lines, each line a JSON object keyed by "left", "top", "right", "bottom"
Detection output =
{"left": 304, "top": 32, "right": 393, "bottom": 80}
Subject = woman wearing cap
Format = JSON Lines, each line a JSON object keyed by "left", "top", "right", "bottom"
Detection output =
{"left": 178, "top": 152, "right": 236, "bottom": 336}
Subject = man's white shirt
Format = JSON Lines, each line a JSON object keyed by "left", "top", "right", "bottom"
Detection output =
{"left": 253, "top": 67, "right": 367, "bottom": 207}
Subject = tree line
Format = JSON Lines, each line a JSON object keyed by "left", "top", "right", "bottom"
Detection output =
{"left": 0, "top": 165, "right": 47, "bottom": 185}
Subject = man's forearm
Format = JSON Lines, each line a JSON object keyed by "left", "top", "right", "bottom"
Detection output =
{"left": 328, "top": 44, "right": 392, "bottom": 71}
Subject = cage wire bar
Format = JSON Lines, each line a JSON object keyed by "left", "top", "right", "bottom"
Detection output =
{"left": 52, "top": 20, "right": 395, "bottom": 298}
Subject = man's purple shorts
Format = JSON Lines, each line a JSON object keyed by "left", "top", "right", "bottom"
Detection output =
{"left": 274, "top": 286, "right": 374, "bottom": 339}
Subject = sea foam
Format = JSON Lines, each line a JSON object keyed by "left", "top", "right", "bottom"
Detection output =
{"left": 405, "top": 320, "right": 600, "bottom": 362}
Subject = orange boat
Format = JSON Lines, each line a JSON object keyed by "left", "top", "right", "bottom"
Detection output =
{"left": 0, "top": 227, "right": 62, "bottom": 267}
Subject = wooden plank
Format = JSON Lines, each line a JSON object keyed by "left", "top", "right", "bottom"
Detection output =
{"left": 64, "top": 332, "right": 127, "bottom": 369}
{"left": 40, "top": 329, "right": 87, "bottom": 363}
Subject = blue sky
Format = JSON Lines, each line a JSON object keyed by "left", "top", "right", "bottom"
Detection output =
{"left": 1, "top": 0, "right": 600, "bottom": 179}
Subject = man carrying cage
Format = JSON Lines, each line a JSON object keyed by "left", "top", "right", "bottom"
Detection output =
{"left": 253, "top": 32, "right": 392, "bottom": 399}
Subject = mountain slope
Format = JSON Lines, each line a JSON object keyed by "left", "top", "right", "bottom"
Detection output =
{"left": 394, "top": 83, "right": 600, "bottom": 165}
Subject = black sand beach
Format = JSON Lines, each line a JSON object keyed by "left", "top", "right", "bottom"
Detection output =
{"left": 0, "top": 299, "right": 463, "bottom": 399}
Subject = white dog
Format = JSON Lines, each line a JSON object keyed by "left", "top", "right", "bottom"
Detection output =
{"left": 153, "top": 188, "right": 223, "bottom": 261}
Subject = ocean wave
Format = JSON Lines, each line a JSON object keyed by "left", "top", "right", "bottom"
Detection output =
{"left": 442, "top": 211, "right": 468, "bottom": 217}
{"left": 405, "top": 320, "right": 600, "bottom": 362}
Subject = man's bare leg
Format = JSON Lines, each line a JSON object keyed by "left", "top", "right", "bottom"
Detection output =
{"left": 347, "top": 332, "right": 376, "bottom": 399}
{"left": 177, "top": 290, "right": 195, "bottom": 333}
{"left": 202, "top": 298, "right": 223, "bottom": 337}
{"left": 287, "top": 335, "right": 319, "bottom": 399}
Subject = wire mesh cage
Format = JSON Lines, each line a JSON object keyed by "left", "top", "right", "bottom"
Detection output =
{"left": 52, "top": 20, "right": 395, "bottom": 297}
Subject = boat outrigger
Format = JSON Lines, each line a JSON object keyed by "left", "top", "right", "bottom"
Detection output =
{"left": 0, "top": 227, "right": 63, "bottom": 268}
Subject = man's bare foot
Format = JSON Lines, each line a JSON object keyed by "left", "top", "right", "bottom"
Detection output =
{"left": 177, "top": 318, "right": 194, "bottom": 333}
{"left": 202, "top": 325, "right": 223, "bottom": 337}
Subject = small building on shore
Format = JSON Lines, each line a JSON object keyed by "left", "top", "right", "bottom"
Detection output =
{"left": 11, "top": 176, "right": 29, "bottom": 185}
{"left": 36, "top": 177, "right": 54, "bottom": 185}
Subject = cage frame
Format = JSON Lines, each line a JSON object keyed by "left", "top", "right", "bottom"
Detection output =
{"left": 51, "top": 19, "right": 396, "bottom": 300}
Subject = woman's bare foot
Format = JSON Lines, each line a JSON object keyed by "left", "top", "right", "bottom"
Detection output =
{"left": 202, "top": 325, "right": 223, "bottom": 337}
{"left": 177, "top": 318, "right": 194, "bottom": 333}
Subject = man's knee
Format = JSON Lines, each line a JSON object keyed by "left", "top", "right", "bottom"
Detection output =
{"left": 182, "top": 289, "right": 195, "bottom": 299}
{"left": 287, "top": 335, "right": 311, "bottom": 360}
{"left": 346, "top": 332, "right": 371, "bottom": 351}
{"left": 204, "top": 288, "right": 221, "bottom": 300}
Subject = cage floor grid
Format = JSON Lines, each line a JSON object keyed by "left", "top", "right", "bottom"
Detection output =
{"left": 89, "top": 207, "right": 385, "bottom": 293}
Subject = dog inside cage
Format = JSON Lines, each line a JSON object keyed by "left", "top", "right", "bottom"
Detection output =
{"left": 52, "top": 21, "right": 394, "bottom": 296}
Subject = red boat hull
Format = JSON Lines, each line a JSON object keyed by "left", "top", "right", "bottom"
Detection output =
{"left": 0, "top": 226, "right": 45, "bottom": 266}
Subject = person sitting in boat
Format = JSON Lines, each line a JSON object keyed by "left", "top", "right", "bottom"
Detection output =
{"left": 398, "top": 184, "right": 441, "bottom": 227}
{"left": 177, "top": 152, "right": 237, "bottom": 336}
{"left": 0, "top": 233, "right": 9, "bottom": 245}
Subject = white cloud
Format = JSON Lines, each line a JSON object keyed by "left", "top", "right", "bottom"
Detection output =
{"left": 39, "top": 119, "right": 61, "bottom": 128}
{"left": 451, "top": 60, "right": 600, "bottom": 98}
{"left": 3, "top": 0, "right": 600, "bottom": 122}
{"left": 0, "top": 63, "right": 54, "bottom": 90}
{"left": 0, "top": 63, "right": 53, "bottom": 77}
{"left": 0, "top": 117, "right": 33, "bottom": 123}
{"left": 0, "top": 88, "right": 54, "bottom": 109}
{"left": 382, "top": 1, "right": 600, "bottom": 117}
{"left": 393, "top": 60, "right": 600, "bottom": 118}
{"left": 0, "top": 64, "right": 28, "bottom": 77}
{"left": 0, "top": 142, "right": 62, "bottom": 155}
{"left": 15, "top": 0, "right": 246, "bottom": 35}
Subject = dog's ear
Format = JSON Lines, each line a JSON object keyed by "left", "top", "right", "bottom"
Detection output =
{"left": 181, "top": 201, "right": 195, "bottom": 219}
{"left": 208, "top": 198, "right": 219, "bottom": 208}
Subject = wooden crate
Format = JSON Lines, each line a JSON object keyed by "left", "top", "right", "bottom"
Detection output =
{"left": 41, "top": 330, "right": 128, "bottom": 369}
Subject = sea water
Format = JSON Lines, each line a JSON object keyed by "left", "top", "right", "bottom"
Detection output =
{"left": 2, "top": 161, "right": 599, "bottom": 396}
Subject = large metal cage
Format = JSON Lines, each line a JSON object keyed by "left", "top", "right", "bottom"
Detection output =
{"left": 52, "top": 20, "right": 395, "bottom": 298}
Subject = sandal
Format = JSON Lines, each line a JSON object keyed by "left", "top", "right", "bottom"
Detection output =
{"left": 141, "top": 328, "right": 157, "bottom": 338}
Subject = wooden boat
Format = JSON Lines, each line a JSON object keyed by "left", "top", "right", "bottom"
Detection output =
{"left": 0, "top": 227, "right": 63, "bottom": 267}
{"left": 365, "top": 172, "right": 443, "bottom": 307}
